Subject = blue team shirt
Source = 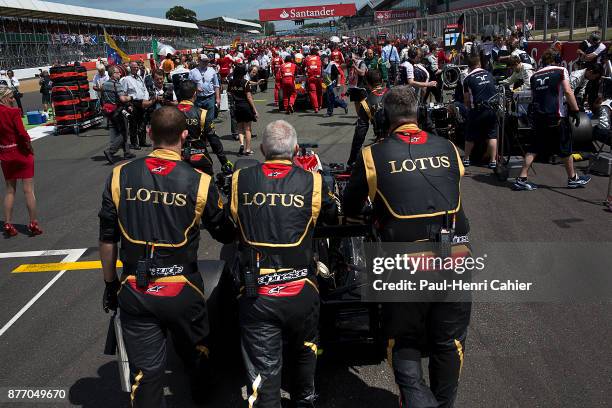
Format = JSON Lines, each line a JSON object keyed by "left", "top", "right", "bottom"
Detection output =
{"left": 463, "top": 68, "right": 497, "bottom": 106}
{"left": 530, "top": 66, "right": 569, "bottom": 117}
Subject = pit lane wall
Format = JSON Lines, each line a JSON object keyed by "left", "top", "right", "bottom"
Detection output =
{"left": 527, "top": 41, "right": 610, "bottom": 73}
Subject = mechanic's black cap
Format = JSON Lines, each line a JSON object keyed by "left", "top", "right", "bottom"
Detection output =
{"left": 590, "top": 32, "right": 601, "bottom": 43}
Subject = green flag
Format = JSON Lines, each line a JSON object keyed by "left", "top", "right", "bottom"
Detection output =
{"left": 152, "top": 39, "right": 159, "bottom": 56}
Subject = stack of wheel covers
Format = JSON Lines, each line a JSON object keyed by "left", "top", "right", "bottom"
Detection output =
{"left": 50, "top": 65, "right": 94, "bottom": 126}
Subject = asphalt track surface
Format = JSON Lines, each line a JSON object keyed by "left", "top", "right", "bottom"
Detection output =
{"left": 1, "top": 86, "right": 611, "bottom": 408}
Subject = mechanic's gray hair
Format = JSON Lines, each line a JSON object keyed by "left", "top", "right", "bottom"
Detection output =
{"left": 383, "top": 86, "right": 418, "bottom": 124}
{"left": 262, "top": 120, "right": 298, "bottom": 160}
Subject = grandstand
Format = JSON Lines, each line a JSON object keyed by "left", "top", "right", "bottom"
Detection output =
{"left": 198, "top": 16, "right": 261, "bottom": 34}
{"left": 0, "top": 0, "right": 200, "bottom": 70}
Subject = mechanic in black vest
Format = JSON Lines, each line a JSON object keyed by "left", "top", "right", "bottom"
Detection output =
{"left": 462, "top": 55, "right": 499, "bottom": 169}
{"left": 347, "top": 69, "right": 389, "bottom": 168}
{"left": 343, "top": 86, "right": 471, "bottom": 408}
{"left": 230, "top": 120, "right": 337, "bottom": 408}
{"left": 176, "top": 80, "right": 232, "bottom": 174}
{"left": 99, "top": 106, "right": 235, "bottom": 407}
{"left": 513, "top": 50, "right": 591, "bottom": 191}
{"left": 176, "top": 80, "right": 215, "bottom": 176}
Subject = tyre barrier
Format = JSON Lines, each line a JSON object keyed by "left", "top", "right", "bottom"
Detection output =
{"left": 55, "top": 109, "right": 95, "bottom": 124}
{"left": 52, "top": 81, "right": 89, "bottom": 93}
{"left": 52, "top": 98, "right": 90, "bottom": 108}
{"left": 50, "top": 65, "right": 88, "bottom": 83}
{"left": 51, "top": 92, "right": 91, "bottom": 103}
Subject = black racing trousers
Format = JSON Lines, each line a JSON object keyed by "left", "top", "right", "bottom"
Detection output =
{"left": 348, "top": 115, "right": 370, "bottom": 167}
{"left": 207, "top": 130, "right": 229, "bottom": 166}
{"left": 387, "top": 302, "right": 471, "bottom": 408}
{"left": 239, "top": 284, "right": 320, "bottom": 408}
{"left": 229, "top": 93, "right": 238, "bottom": 136}
{"left": 118, "top": 274, "right": 211, "bottom": 408}
{"left": 259, "top": 69, "right": 270, "bottom": 92}
{"left": 128, "top": 105, "right": 147, "bottom": 146}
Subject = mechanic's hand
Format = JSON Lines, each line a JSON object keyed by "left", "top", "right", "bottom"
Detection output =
{"left": 103, "top": 278, "right": 120, "bottom": 313}
{"left": 569, "top": 110, "right": 580, "bottom": 127}
{"left": 429, "top": 81, "right": 437, "bottom": 88}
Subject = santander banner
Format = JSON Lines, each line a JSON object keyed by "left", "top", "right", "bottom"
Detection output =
{"left": 259, "top": 3, "right": 357, "bottom": 22}
{"left": 375, "top": 9, "right": 417, "bottom": 21}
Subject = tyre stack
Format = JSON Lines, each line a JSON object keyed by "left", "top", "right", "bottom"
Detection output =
{"left": 50, "top": 65, "right": 94, "bottom": 127}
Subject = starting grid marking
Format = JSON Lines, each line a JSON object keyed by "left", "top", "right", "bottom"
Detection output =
{"left": 0, "top": 248, "right": 87, "bottom": 337}
{"left": 12, "top": 260, "right": 122, "bottom": 273}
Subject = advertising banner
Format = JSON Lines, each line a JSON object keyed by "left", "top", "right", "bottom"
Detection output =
{"left": 374, "top": 9, "right": 417, "bottom": 22}
{"left": 259, "top": 3, "right": 356, "bottom": 22}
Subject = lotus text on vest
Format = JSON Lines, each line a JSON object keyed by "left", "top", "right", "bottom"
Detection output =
{"left": 242, "top": 192, "right": 305, "bottom": 208}
{"left": 388, "top": 156, "right": 451, "bottom": 173}
{"left": 125, "top": 188, "right": 187, "bottom": 207}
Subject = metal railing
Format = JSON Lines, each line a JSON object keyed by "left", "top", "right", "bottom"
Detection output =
{"left": 343, "top": 0, "right": 610, "bottom": 42}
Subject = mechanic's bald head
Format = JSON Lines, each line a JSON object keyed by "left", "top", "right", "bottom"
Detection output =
{"left": 261, "top": 120, "right": 298, "bottom": 160}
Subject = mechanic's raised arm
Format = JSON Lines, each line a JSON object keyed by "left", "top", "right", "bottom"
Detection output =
{"left": 343, "top": 151, "right": 370, "bottom": 217}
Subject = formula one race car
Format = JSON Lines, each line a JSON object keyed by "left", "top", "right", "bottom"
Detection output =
{"left": 277, "top": 75, "right": 311, "bottom": 112}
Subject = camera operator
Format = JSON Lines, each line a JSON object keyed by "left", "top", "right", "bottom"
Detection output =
{"left": 121, "top": 61, "right": 154, "bottom": 150}
{"left": 99, "top": 106, "right": 235, "bottom": 406}
{"left": 230, "top": 120, "right": 337, "bottom": 408}
{"left": 102, "top": 66, "right": 135, "bottom": 164}
{"left": 170, "top": 62, "right": 191, "bottom": 93}
{"left": 147, "top": 69, "right": 177, "bottom": 109}
{"left": 499, "top": 55, "right": 534, "bottom": 91}
{"left": 462, "top": 55, "right": 499, "bottom": 169}
{"left": 347, "top": 69, "right": 388, "bottom": 168}
{"left": 343, "top": 86, "right": 471, "bottom": 408}
{"left": 513, "top": 50, "right": 591, "bottom": 191}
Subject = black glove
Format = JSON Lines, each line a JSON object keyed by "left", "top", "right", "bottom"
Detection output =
{"left": 103, "top": 278, "right": 121, "bottom": 313}
{"left": 569, "top": 110, "right": 580, "bottom": 127}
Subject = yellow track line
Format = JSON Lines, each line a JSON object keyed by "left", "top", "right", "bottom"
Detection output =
{"left": 12, "top": 260, "right": 122, "bottom": 273}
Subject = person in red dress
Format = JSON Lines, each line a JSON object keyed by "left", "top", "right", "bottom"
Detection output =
{"left": 0, "top": 86, "right": 42, "bottom": 237}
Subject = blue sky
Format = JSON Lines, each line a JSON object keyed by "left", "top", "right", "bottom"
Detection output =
{"left": 50, "top": 0, "right": 368, "bottom": 30}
